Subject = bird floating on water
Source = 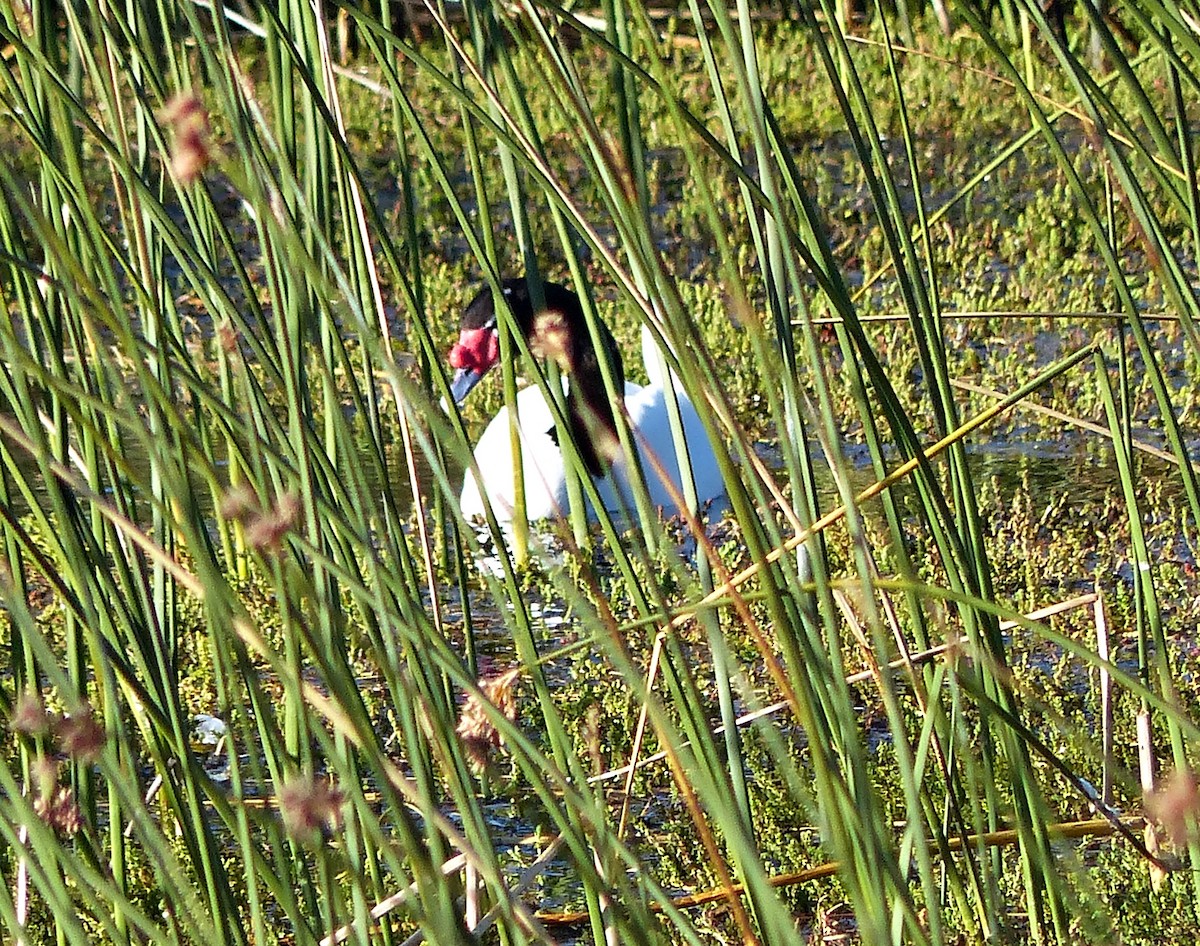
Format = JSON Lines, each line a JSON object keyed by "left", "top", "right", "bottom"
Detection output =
{"left": 448, "top": 278, "right": 726, "bottom": 526}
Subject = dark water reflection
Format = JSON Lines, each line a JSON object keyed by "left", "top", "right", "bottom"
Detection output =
{"left": 782, "top": 429, "right": 1184, "bottom": 519}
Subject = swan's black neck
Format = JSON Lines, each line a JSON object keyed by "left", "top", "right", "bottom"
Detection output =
{"left": 465, "top": 279, "right": 625, "bottom": 478}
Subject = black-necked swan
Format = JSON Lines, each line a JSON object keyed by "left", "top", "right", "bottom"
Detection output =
{"left": 448, "top": 278, "right": 726, "bottom": 526}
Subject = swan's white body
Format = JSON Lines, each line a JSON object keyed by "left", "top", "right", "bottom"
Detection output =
{"left": 460, "top": 331, "right": 725, "bottom": 525}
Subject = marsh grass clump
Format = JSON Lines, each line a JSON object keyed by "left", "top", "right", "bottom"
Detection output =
{"left": 5, "top": 3, "right": 1200, "bottom": 945}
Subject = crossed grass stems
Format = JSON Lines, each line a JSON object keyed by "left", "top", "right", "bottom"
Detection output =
{"left": 3, "top": 0, "right": 1200, "bottom": 943}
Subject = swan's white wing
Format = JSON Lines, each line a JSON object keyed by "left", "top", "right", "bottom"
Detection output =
{"left": 621, "top": 381, "right": 727, "bottom": 516}
{"left": 460, "top": 384, "right": 572, "bottom": 523}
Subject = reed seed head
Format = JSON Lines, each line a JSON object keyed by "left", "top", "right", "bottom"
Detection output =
{"left": 244, "top": 492, "right": 302, "bottom": 553}
{"left": 1147, "top": 769, "right": 1200, "bottom": 847}
{"left": 53, "top": 708, "right": 106, "bottom": 762}
{"left": 278, "top": 775, "right": 345, "bottom": 843}
{"left": 219, "top": 484, "right": 259, "bottom": 521}
{"left": 162, "top": 92, "right": 210, "bottom": 184}
{"left": 222, "top": 488, "right": 302, "bottom": 554}
{"left": 10, "top": 691, "right": 50, "bottom": 736}
{"left": 457, "top": 669, "right": 520, "bottom": 770}
{"left": 34, "top": 784, "right": 83, "bottom": 837}
{"left": 531, "top": 310, "right": 570, "bottom": 368}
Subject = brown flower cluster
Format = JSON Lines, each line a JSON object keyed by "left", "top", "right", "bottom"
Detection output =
{"left": 221, "top": 487, "right": 302, "bottom": 554}
{"left": 1147, "top": 769, "right": 1200, "bottom": 848}
{"left": 11, "top": 699, "right": 98, "bottom": 839}
{"left": 10, "top": 693, "right": 106, "bottom": 761}
{"left": 277, "top": 775, "right": 345, "bottom": 843}
{"left": 33, "top": 784, "right": 84, "bottom": 837}
{"left": 161, "top": 93, "right": 210, "bottom": 184}
{"left": 456, "top": 669, "right": 520, "bottom": 770}
{"left": 10, "top": 692, "right": 51, "bottom": 736}
{"left": 54, "top": 712, "right": 107, "bottom": 761}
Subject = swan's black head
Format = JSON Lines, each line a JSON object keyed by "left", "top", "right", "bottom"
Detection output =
{"left": 448, "top": 278, "right": 624, "bottom": 402}
{"left": 449, "top": 279, "right": 536, "bottom": 403}
{"left": 447, "top": 277, "right": 626, "bottom": 476}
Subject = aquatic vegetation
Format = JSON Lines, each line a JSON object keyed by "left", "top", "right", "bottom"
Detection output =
{"left": 3, "top": 2, "right": 1200, "bottom": 944}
